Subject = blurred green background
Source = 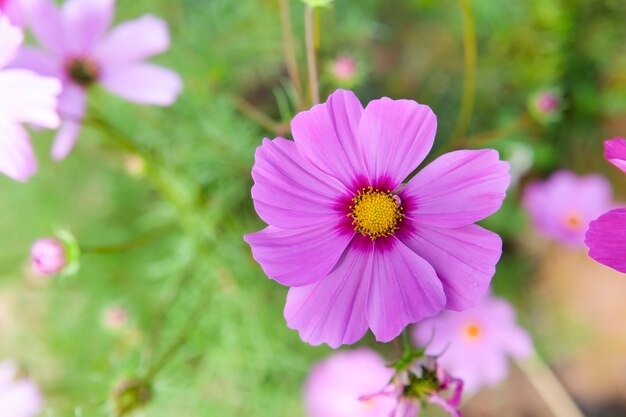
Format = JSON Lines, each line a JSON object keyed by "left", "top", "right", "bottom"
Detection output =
{"left": 2, "top": 0, "right": 626, "bottom": 416}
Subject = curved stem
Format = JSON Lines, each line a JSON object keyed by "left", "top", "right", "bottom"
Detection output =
{"left": 279, "top": 0, "right": 304, "bottom": 110}
{"left": 515, "top": 354, "right": 586, "bottom": 417}
{"left": 304, "top": 4, "right": 320, "bottom": 105}
{"left": 450, "top": 0, "right": 477, "bottom": 147}
{"left": 80, "top": 225, "right": 174, "bottom": 255}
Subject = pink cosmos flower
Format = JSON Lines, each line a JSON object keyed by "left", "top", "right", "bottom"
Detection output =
{"left": 0, "top": 360, "right": 43, "bottom": 417}
{"left": 0, "top": 16, "right": 60, "bottom": 181}
{"left": 412, "top": 294, "right": 532, "bottom": 393}
{"left": 245, "top": 89, "right": 510, "bottom": 348}
{"left": 0, "top": 0, "right": 23, "bottom": 25}
{"left": 14, "top": 0, "right": 182, "bottom": 160}
{"left": 363, "top": 356, "right": 463, "bottom": 417}
{"left": 522, "top": 170, "right": 612, "bottom": 246}
{"left": 304, "top": 349, "right": 396, "bottom": 417}
{"left": 31, "top": 237, "right": 67, "bottom": 275}
{"left": 585, "top": 137, "right": 626, "bottom": 273}
{"left": 331, "top": 56, "right": 358, "bottom": 82}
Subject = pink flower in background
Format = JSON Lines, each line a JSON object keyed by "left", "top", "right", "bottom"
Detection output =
{"left": 0, "top": 16, "right": 60, "bottom": 181}
{"left": 0, "top": 0, "right": 23, "bottom": 25}
{"left": 14, "top": 0, "right": 182, "bottom": 160}
{"left": 412, "top": 295, "right": 532, "bottom": 393}
{"left": 304, "top": 349, "right": 395, "bottom": 417}
{"left": 585, "top": 137, "right": 626, "bottom": 273}
{"left": 31, "top": 237, "right": 67, "bottom": 275}
{"left": 245, "top": 89, "right": 510, "bottom": 348}
{"left": 0, "top": 360, "right": 43, "bottom": 417}
{"left": 331, "top": 55, "right": 357, "bottom": 82}
{"left": 603, "top": 137, "right": 626, "bottom": 173}
{"left": 535, "top": 91, "right": 559, "bottom": 115}
{"left": 103, "top": 304, "right": 128, "bottom": 330}
{"left": 523, "top": 170, "right": 612, "bottom": 246}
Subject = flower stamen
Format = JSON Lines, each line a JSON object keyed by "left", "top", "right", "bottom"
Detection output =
{"left": 65, "top": 57, "right": 100, "bottom": 87}
{"left": 348, "top": 186, "right": 404, "bottom": 240}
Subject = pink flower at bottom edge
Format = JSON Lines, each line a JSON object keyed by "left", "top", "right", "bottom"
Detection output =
{"left": 13, "top": 0, "right": 182, "bottom": 160}
{"left": 585, "top": 208, "right": 626, "bottom": 274}
{"left": 244, "top": 89, "right": 510, "bottom": 348}
{"left": 0, "top": 15, "right": 60, "bottom": 181}
{"left": 0, "top": 361, "right": 43, "bottom": 417}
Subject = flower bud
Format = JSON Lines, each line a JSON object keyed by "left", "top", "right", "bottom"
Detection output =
{"left": 529, "top": 89, "right": 562, "bottom": 123}
{"left": 331, "top": 56, "right": 357, "bottom": 83}
{"left": 30, "top": 238, "right": 67, "bottom": 276}
{"left": 103, "top": 305, "right": 129, "bottom": 330}
{"left": 112, "top": 378, "right": 152, "bottom": 416}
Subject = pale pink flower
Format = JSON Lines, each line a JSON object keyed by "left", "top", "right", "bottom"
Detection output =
{"left": 0, "top": 16, "right": 60, "bottom": 181}
{"left": 14, "top": 0, "right": 182, "bottom": 160}
{"left": 31, "top": 237, "right": 67, "bottom": 276}
{"left": 0, "top": 0, "right": 23, "bottom": 25}
{"left": 0, "top": 360, "right": 43, "bottom": 417}
{"left": 103, "top": 305, "right": 128, "bottom": 330}
{"left": 331, "top": 56, "right": 357, "bottom": 82}
{"left": 412, "top": 294, "right": 533, "bottom": 392}
{"left": 304, "top": 349, "right": 396, "bottom": 417}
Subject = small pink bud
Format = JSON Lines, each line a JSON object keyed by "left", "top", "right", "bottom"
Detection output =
{"left": 535, "top": 91, "right": 559, "bottom": 114}
{"left": 331, "top": 56, "right": 358, "bottom": 82}
{"left": 103, "top": 305, "right": 129, "bottom": 330}
{"left": 30, "top": 238, "right": 67, "bottom": 276}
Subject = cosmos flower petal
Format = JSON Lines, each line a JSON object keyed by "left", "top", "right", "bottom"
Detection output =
{"left": 0, "top": 16, "right": 23, "bottom": 68}
{"left": 244, "top": 224, "right": 352, "bottom": 287}
{"left": 20, "top": 0, "right": 65, "bottom": 55}
{"left": 392, "top": 399, "right": 420, "bottom": 417}
{"left": 291, "top": 89, "right": 366, "bottom": 188}
{"left": 52, "top": 83, "right": 87, "bottom": 160}
{"left": 99, "top": 63, "right": 182, "bottom": 106}
{"left": 52, "top": 120, "right": 82, "bottom": 161}
{"left": 367, "top": 237, "right": 446, "bottom": 343}
{"left": 604, "top": 137, "right": 626, "bottom": 174}
{"left": 427, "top": 395, "right": 462, "bottom": 417}
{"left": 284, "top": 239, "right": 371, "bottom": 349}
{"left": 94, "top": 15, "right": 171, "bottom": 68}
{"left": 251, "top": 137, "right": 349, "bottom": 229}
{"left": 585, "top": 208, "right": 626, "bottom": 273}
{"left": 402, "top": 149, "right": 510, "bottom": 228}
{"left": 0, "top": 121, "right": 37, "bottom": 181}
{"left": 398, "top": 223, "right": 501, "bottom": 310}
{"left": 0, "top": 69, "right": 61, "bottom": 128}
{"left": 62, "top": 0, "right": 114, "bottom": 55}
{"left": 358, "top": 97, "right": 436, "bottom": 189}
{"left": 8, "top": 46, "right": 62, "bottom": 78}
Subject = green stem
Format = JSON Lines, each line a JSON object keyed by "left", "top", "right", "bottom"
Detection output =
{"left": 279, "top": 0, "right": 304, "bottom": 110}
{"left": 304, "top": 4, "right": 320, "bottom": 105}
{"left": 401, "top": 328, "right": 413, "bottom": 356}
{"left": 450, "top": 0, "right": 477, "bottom": 147}
{"left": 80, "top": 225, "right": 174, "bottom": 255}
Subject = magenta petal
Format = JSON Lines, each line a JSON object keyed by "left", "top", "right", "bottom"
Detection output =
{"left": 52, "top": 85, "right": 85, "bottom": 160}
{"left": 284, "top": 240, "right": 371, "bottom": 348}
{"left": 358, "top": 97, "right": 437, "bottom": 189}
{"left": 20, "top": 0, "right": 65, "bottom": 55}
{"left": 0, "top": 69, "right": 61, "bottom": 128}
{"left": 0, "top": 121, "right": 36, "bottom": 181}
{"left": 52, "top": 120, "right": 81, "bottom": 160}
{"left": 94, "top": 15, "right": 171, "bottom": 68}
{"left": 398, "top": 223, "right": 501, "bottom": 310}
{"left": 244, "top": 224, "right": 352, "bottom": 287}
{"left": 367, "top": 237, "right": 445, "bottom": 343}
{"left": 604, "top": 137, "right": 626, "bottom": 174}
{"left": 402, "top": 149, "right": 510, "bottom": 228}
{"left": 100, "top": 63, "right": 182, "bottom": 106}
{"left": 62, "top": 0, "right": 114, "bottom": 55}
{"left": 586, "top": 208, "right": 626, "bottom": 273}
{"left": 251, "top": 137, "right": 349, "bottom": 229}
{"left": 0, "top": 16, "right": 23, "bottom": 68}
{"left": 291, "top": 89, "right": 366, "bottom": 188}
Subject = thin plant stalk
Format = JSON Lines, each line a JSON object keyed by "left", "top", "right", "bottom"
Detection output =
{"left": 450, "top": 0, "right": 477, "bottom": 147}
{"left": 279, "top": 0, "right": 304, "bottom": 109}
{"left": 515, "top": 354, "right": 586, "bottom": 417}
{"left": 80, "top": 225, "right": 174, "bottom": 254}
{"left": 304, "top": 3, "right": 320, "bottom": 105}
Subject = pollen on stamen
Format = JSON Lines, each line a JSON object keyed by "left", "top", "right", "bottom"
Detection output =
{"left": 347, "top": 186, "right": 404, "bottom": 240}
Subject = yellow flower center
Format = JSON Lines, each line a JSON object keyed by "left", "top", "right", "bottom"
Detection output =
{"left": 348, "top": 187, "right": 404, "bottom": 240}
{"left": 463, "top": 322, "right": 482, "bottom": 341}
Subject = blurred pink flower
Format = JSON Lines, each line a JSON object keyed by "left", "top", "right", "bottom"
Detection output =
{"left": 31, "top": 237, "right": 67, "bottom": 275}
{"left": 0, "top": 16, "right": 60, "bottom": 181}
{"left": 103, "top": 304, "right": 128, "bottom": 329}
{"left": 522, "top": 170, "right": 612, "bottom": 246}
{"left": 0, "top": 361, "right": 43, "bottom": 417}
{"left": 585, "top": 138, "right": 626, "bottom": 273}
{"left": 412, "top": 295, "right": 532, "bottom": 393}
{"left": 245, "top": 89, "right": 510, "bottom": 348}
{"left": 304, "top": 349, "right": 395, "bottom": 417}
{"left": 535, "top": 91, "right": 559, "bottom": 114}
{"left": 14, "top": 0, "right": 183, "bottom": 160}
{"left": 331, "top": 55, "right": 357, "bottom": 82}
{"left": 364, "top": 356, "right": 463, "bottom": 417}
{"left": 0, "top": 0, "right": 23, "bottom": 25}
